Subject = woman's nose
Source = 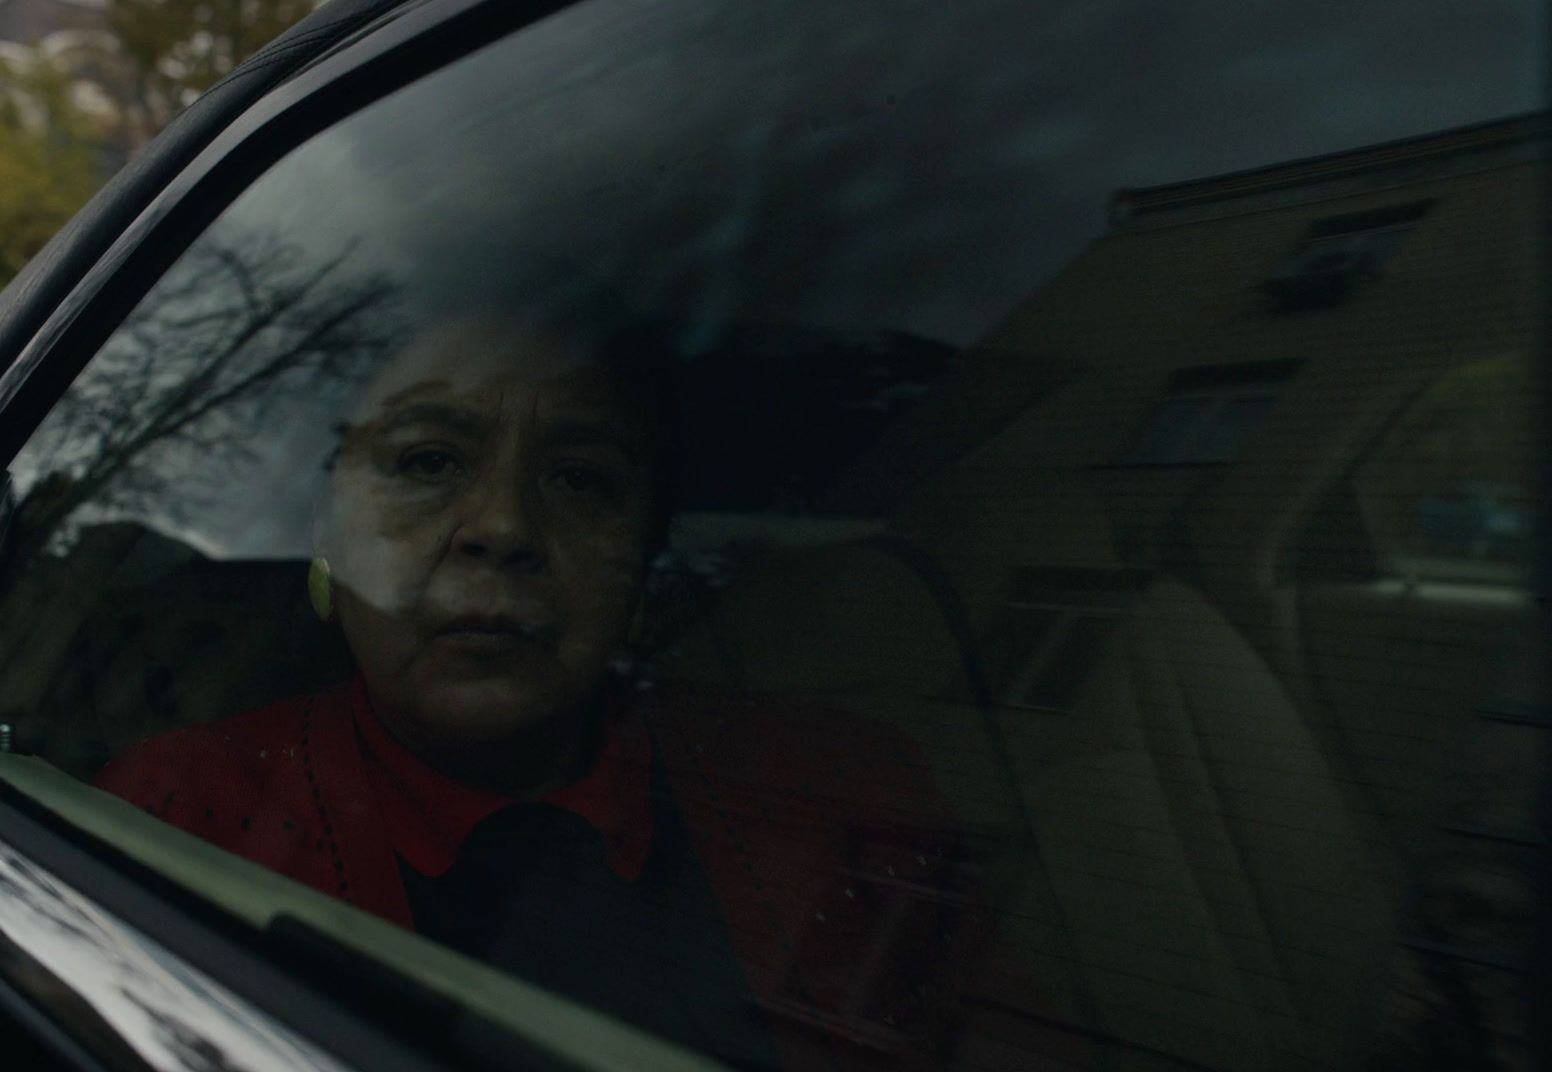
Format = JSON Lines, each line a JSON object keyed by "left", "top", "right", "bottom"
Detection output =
{"left": 452, "top": 477, "right": 543, "bottom": 570}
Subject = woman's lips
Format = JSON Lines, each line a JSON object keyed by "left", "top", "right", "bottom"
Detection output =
{"left": 432, "top": 614, "right": 556, "bottom": 655}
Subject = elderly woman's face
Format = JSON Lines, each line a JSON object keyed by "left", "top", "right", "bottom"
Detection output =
{"left": 326, "top": 320, "right": 654, "bottom": 767}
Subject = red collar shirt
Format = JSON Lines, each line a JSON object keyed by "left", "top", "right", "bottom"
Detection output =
{"left": 350, "top": 677, "right": 654, "bottom": 883}
{"left": 94, "top": 678, "right": 1022, "bottom": 1070}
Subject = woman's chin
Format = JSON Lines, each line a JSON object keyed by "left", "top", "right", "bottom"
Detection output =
{"left": 409, "top": 674, "right": 576, "bottom": 749}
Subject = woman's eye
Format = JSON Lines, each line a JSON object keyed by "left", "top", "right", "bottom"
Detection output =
{"left": 396, "top": 447, "right": 465, "bottom": 482}
{"left": 549, "top": 465, "right": 616, "bottom": 497}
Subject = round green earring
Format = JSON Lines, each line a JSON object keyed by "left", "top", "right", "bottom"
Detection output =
{"left": 307, "top": 556, "right": 335, "bottom": 622}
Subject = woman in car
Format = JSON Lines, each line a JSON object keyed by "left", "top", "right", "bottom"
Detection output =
{"left": 92, "top": 309, "right": 999, "bottom": 1071}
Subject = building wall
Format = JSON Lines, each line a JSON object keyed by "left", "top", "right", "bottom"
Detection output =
{"left": 659, "top": 124, "right": 1546, "bottom": 1069}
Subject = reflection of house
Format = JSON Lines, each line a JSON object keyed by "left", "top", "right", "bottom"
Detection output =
{"left": 891, "top": 110, "right": 1545, "bottom": 859}
{"left": 663, "top": 114, "right": 1546, "bottom": 1070}
{"left": 961, "top": 114, "right": 1543, "bottom": 1070}
{"left": 850, "top": 113, "right": 1543, "bottom": 583}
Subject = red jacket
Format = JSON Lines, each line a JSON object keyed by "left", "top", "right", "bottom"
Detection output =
{"left": 94, "top": 677, "right": 1005, "bottom": 1070}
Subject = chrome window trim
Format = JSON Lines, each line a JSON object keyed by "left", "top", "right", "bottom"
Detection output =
{"left": 0, "top": 788, "right": 465, "bottom": 1072}
{"left": 0, "top": 832, "right": 356, "bottom": 1072}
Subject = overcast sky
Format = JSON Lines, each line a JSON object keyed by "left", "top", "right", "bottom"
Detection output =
{"left": 254, "top": 0, "right": 1546, "bottom": 347}
{"left": 28, "top": 0, "right": 1547, "bottom": 558}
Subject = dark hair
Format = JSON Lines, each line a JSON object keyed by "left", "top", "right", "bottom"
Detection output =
{"left": 490, "top": 288, "right": 684, "bottom": 557}
{"left": 575, "top": 313, "right": 681, "bottom": 561}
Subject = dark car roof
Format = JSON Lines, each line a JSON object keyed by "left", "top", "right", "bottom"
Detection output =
{"left": 0, "top": 0, "right": 416, "bottom": 375}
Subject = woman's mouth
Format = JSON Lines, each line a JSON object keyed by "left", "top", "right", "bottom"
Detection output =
{"left": 433, "top": 614, "right": 556, "bottom": 655}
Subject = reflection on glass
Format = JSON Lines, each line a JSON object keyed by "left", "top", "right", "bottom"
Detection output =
{"left": 11, "top": 232, "right": 405, "bottom": 561}
{"left": 0, "top": 2, "right": 1541, "bottom": 1070}
{"left": 1357, "top": 352, "right": 1535, "bottom": 580}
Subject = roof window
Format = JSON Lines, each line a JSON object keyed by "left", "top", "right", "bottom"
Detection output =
{"left": 1266, "top": 200, "right": 1434, "bottom": 311}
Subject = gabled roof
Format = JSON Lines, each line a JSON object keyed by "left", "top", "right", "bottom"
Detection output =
{"left": 1110, "top": 111, "right": 1549, "bottom": 227}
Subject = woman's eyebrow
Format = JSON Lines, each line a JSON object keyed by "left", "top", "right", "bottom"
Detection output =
{"left": 541, "top": 420, "right": 644, "bottom": 461}
{"left": 376, "top": 402, "right": 488, "bottom": 438}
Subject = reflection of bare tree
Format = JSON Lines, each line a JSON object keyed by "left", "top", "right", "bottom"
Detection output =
{"left": 0, "top": 232, "right": 401, "bottom": 769}
{"left": 12, "top": 231, "right": 405, "bottom": 560}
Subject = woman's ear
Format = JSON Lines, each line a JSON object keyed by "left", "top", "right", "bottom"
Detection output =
{"left": 307, "top": 556, "right": 335, "bottom": 623}
{"left": 308, "top": 491, "right": 335, "bottom": 623}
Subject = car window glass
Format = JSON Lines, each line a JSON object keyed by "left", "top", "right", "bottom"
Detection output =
{"left": 0, "top": 2, "right": 1543, "bottom": 1070}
